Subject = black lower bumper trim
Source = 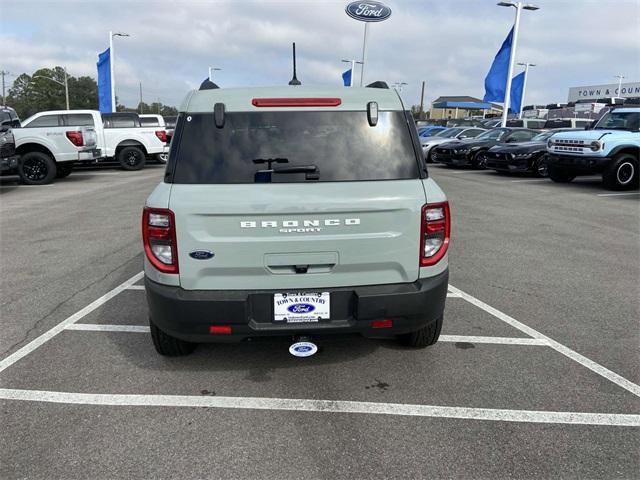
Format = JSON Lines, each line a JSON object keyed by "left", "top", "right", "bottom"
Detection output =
{"left": 145, "top": 270, "right": 449, "bottom": 343}
{"left": 546, "top": 154, "right": 610, "bottom": 174}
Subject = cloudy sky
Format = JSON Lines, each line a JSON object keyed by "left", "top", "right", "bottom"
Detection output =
{"left": 2, "top": 0, "right": 639, "bottom": 109}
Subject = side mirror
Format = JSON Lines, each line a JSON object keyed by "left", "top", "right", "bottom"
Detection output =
{"left": 367, "top": 101, "right": 378, "bottom": 127}
{"left": 214, "top": 102, "right": 225, "bottom": 128}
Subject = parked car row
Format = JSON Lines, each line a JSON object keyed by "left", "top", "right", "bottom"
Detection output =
{"left": 0, "top": 106, "right": 174, "bottom": 185}
{"left": 421, "top": 106, "right": 640, "bottom": 190}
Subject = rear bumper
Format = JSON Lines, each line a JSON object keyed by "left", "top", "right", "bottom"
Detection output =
{"left": 77, "top": 148, "right": 102, "bottom": 162}
{"left": 546, "top": 153, "right": 610, "bottom": 174}
{"left": 145, "top": 270, "right": 449, "bottom": 343}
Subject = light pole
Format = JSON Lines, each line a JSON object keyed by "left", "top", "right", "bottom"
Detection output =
{"left": 497, "top": 1, "right": 539, "bottom": 127}
{"left": 614, "top": 74, "right": 625, "bottom": 99}
{"left": 34, "top": 67, "right": 70, "bottom": 110}
{"left": 109, "top": 31, "right": 130, "bottom": 112}
{"left": 341, "top": 59, "right": 362, "bottom": 87}
{"left": 517, "top": 62, "right": 535, "bottom": 119}
{"left": 208, "top": 67, "right": 221, "bottom": 82}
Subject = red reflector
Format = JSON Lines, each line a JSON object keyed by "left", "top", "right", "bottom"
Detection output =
{"left": 371, "top": 319, "right": 393, "bottom": 329}
{"left": 147, "top": 226, "right": 170, "bottom": 239}
{"left": 252, "top": 97, "right": 342, "bottom": 107}
{"left": 209, "top": 325, "right": 232, "bottom": 335}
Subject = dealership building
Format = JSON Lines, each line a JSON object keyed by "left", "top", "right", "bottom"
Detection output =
{"left": 429, "top": 96, "right": 503, "bottom": 119}
{"left": 568, "top": 81, "right": 640, "bottom": 102}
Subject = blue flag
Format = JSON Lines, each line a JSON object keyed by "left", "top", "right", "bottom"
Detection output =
{"left": 483, "top": 28, "right": 513, "bottom": 103}
{"left": 342, "top": 68, "right": 352, "bottom": 87}
{"left": 509, "top": 71, "right": 525, "bottom": 114}
{"left": 97, "top": 48, "right": 112, "bottom": 112}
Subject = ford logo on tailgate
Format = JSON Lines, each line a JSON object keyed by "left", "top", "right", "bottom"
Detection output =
{"left": 345, "top": 1, "right": 392, "bottom": 22}
{"left": 287, "top": 303, "right": 315, "bottom": 314}
{"left": 189, "top": 250, "right": 215, "bottom": 260}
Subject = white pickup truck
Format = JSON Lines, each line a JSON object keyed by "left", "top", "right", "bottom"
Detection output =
{"left": 13, "top": 112, "right": 101, "bottom": 184}
{"left": 19, "top": 110, "right": 168, "bottom": 183}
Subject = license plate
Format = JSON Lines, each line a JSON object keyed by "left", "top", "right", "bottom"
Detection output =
{"left": 273, "top": 292, "right": 330, "bottom": 323}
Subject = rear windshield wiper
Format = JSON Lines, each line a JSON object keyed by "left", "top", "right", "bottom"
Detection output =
{"left": 273, "top": 165, "right": 318, "bottom": 174}
{"left": 254, "top": 164, "right": 320, "bottom": 183}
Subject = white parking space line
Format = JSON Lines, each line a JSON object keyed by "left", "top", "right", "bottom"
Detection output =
{"left": 70, "top": 172, "right": 123, "bottom": 177}
{"left": 66, "top": 324, "right": 150, "bottom": 333}
{"left": 448, "top": 285, "right": 640, "bottom": 398}
{"left": 0, "top": 184, "right": 55, "bottom": 187}
{"left": 439, "top": 335, "right": 547, "bottom": 346}
{"left": 126, "top": 285, "right": 145, "bottom": 290}
{"left": 0, "top": 272, "right": 144, "bottom": 374}
{"left": 0, "top": 388, "right": 638, "bottom": 426}
{"left": 63, "top": 325, "right": 546, "bottom": 347}
{"left": 597, "top": 192, "right": 640, "bottom": 197}
{"left": 510, "top": 179, "right": 549, "bottom": 183}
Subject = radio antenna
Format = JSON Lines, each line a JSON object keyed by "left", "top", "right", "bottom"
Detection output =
{"left": 288, "top": 42, "right": 301, "bottom": 86}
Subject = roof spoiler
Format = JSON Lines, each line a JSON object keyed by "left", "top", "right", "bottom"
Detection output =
{"left": 366, "top": 81, "right": 389, "bottom": 89}
{"left": 199, "top": 79, "right": 220, "bottom": 90}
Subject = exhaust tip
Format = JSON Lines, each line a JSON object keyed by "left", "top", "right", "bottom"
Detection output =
{"left": 289, "top": 336, "right": 318, "bottom": 357}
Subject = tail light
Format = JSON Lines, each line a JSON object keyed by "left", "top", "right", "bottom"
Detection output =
{"left": 155, "top": 130, "right": 167, "bottom": 143}
{"left": 142, "top": 207, "right": 179, "bottom": 274}
{"left": 65, "top": 131, "right": 84, "bottom": 147}
{"left": 420, "top": 201, "right": 450, "bottom": 266}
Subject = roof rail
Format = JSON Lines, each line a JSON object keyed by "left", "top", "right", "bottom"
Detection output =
{"left": 366, "top": 81, "right": 389, "bottom": 89}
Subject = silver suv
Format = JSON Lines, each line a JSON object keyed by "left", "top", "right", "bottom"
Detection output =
{"left": 143, "top": 85, "right": 450, "bottom": 356}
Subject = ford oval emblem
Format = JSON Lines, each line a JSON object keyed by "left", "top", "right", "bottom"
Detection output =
{"left": 289, "top": 341, "right": 318, "bottom": 357}
{"left": 345, "top": 1, "right": 392, "bottom": 22}
{"left": 287, "top": 303, "right": 316, "bottom": 314}
{"left": 189, "top": 250, "right": 215, "bottom": 260}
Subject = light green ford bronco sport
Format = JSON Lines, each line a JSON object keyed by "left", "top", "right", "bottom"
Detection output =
{"left": 143, "top": 84, "right": 450, "bottom": 356}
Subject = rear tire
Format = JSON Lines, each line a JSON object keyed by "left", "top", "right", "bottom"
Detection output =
{"left": 118, "top": 146, "right": 146, "bottom": 171}
{"left": 398, "top": 316, "right": 443, "bottom": 348}
{"left": 150, "top": 318, "right": 197, "bottom": 356}
{"left": 155, "top": 153, "right": 168, "bottom": 164}
{"left": 18, "top": 152, "right": 57, "bottom": 185}
{"left": 548, "top": 166, "right": 576, "bottom": 183}
{"left": 55, "top": 162, "right": 74, "bottom": 178}
{"left": 602, "top": 153, "right": 638, "bottom": 190}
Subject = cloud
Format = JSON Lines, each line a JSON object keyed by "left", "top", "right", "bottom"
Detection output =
{"left": 1, "top": 0, "right": 638, "bottom": 108}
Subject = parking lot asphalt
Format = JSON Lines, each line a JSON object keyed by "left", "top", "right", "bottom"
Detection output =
{"left": 1, "top": 165, "right": 639, "bottom": 479}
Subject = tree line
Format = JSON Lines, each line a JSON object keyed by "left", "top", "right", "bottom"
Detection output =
{"left": 4, "top": 66, "right": 177, "bottom": 119}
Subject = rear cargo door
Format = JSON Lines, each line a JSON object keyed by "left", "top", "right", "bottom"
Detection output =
{"left": 168, "top": 108, "right": 426, "bottom": 290}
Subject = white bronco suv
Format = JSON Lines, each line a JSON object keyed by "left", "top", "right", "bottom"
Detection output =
{"left": 143, "top": 85, "right": 451, "bottom": 356}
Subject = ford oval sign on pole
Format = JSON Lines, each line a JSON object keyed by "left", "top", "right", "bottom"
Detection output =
{"left": 345, "top": 2, "right": 392, "bottom": 86}
{"left": 345, "top": 1, "right": 392, "bottom": 22}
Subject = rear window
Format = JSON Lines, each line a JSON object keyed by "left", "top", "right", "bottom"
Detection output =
{"left": 62, "top": 114, "right": 94, "bottom": 127}
{"left": 140, "top": 117, "right": 160, "bottom": 126}
{"left": 25, "top": 115, "right": 61, "bottom": 128}
{"left": 544, "top": 120, "right": 570, "bottom": 128}
{"left": 171, "top": 111, "right": 420, "bottom": 184}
